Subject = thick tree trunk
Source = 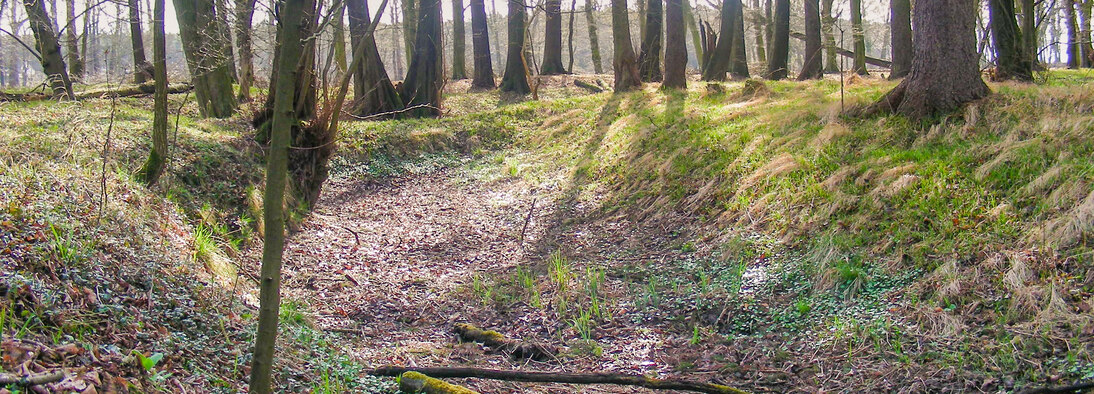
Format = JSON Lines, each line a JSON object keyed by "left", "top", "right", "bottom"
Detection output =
{"left": 861, "top": 0, "right": 989, "bottom": 120}
{"left": 637, "top": 0, "right": 663, "bottom": 81}
{"left": 349, "top": 0, "right": 403, "bottom": 115}
{"left": 765, "top": 0, "right": 788, "bottom": 79}
{"left": 23, "top": 0, "right": 74, "bottom": 98}
{"left": 452, "top": 0, "right": 467, "bottom": 79}
{"left": 128, "top": 0, "right": 150, "bottom": 83}
{"left": 235, "top": 0, "right": 256, "bottom": 101}
{"left": 849, "top": 0, "right": 867, "bottom": 75}
{"left": 1020, "top": 0, "right": 1036, "bottom": 67}
{"left": 821, "top": 0, "right": 836, "bottom": 72}
{"left": 797, "top": 0, "right": 821, "bottom": 80}
{"left": 663, "top": 0, "right": 686, "bottom": 88}
{"left": 500, "top": 0, "right": 531, "bottom": 93}
{"left": 64, "top": 0, "right": 83, "bottom": 79}
{"left": 401, "top": 0, "right": 444, "bottom": 116}
{"left": 990, "top": 0, "right": 1033, "bottom": 81}
{"left": 215, "top": 0, "right": 238, "bottom": 82}
{"left": 333, "top": 3, "right": 347, "bottom": 74}
{"left": 1068, "top": 0, "right": 1081, "bottom": 68}
{"left": 729, "top": 0, "right": 747, "bottom": 78}
{"left": 137, "top": 0, "right": 168, "bottom": 185}
{"left": 611, "top": 0, "right": 642, "bottom": 90}
{"left": 247, "top": 0, "right": 306, "bottom": 391}
{"left": 889, "top": 0, "right": 912, "bottom": 79}
{"left": 470, "top": 0, "right": 495, "bottom": 88}
{"left": 173, "top": 0, "right": 237, "bottom": 118}
{"left": 585, "top": 0, "right": 604, "bottom": 73}
{"left": 700, "top": 0, "right": 735, "bottom": 80}
{"left": 541, "top": 0, "right": 567, "bottom": 74}
{"left": 402, "top": 0, "right": 417, "bottom": 66}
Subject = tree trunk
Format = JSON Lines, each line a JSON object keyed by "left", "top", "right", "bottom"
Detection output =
{"left": 541, "top": 0, "right": 567, "bottom": 74}
{"left": 128, "top": 0, "right": 150, "bottom": 83}
{"left": 611, "top": 0, "right": 642, "bottom": 90}
{"left": 821, "top": 0, "right": 836, "bottom": 72}
{"left": 215, "top": 0, "right": 238, "bottom": 82}
{"left": 990, "top": 0, "right": 1033, "bottom": 81}
{"left": 849, "top": 0, "right": 867, "bottom": 75}
{"left": 523, "top": 8, "right": 535, "bottom": 74}
{"left": 684, "top": 0, "right": 702, "bottom": 64}
{"left": 137, "top": 0, "right": 167, "bottom": 185}
{"left": 452, "top": 0, "right": 467, "bottom": 79}
{"left": 333, "top": 2, "right": 347, "bottom": 73}
{"left": 637, "top": 0, "right": 663, "bottom": 81}
{"left": 401, "top": 0, "right": 444, "bottom": 116}
{"left": 64, "top": 0, "right": 83, "bottom": 79}
{"left": 1020, "top": 0, "right": 1036, "bottom": 67}
{"left": 663, "top": 0, "right": 685, "bottom": 88}
{"left": 500, "top": 0, "right": 531, "bottom": 92}
{"left": 568, "top": 0, "right": 577, "bottom": 71}
{"left": 729, "top": 0, "right": 747, "bottom": 78}
{"left": 236, "top": 0, "right": 256, "bottom": 101}
{"left": 1081, "top": 0, "right": 1093, "bottom": 66}
{"left": 700, "top": 0, "right": 735, "bottom": 80}
{"left": 470, "top": 0, "right": 495, "bottom": 87}
{"left": 585, "top": 0, "right": 604, "bottom": 73}
{"left": 248, "top": 0, "right": 305, "bottom": 391}
{"left": 1068, "top": 0, "right": 1081, "bottom": 68}
{"left": 797, "top": 0, "right": 821, "bottom": 80}
{"left": 637, "top": 0, "right": 646, "bottom": 38}
{"left": 402, "top": 0, "right": 417, "bottom": 66}
{"left": 173, "top": 0, "right": 237, "bottom": 118}
{"left": 23, "top": 0, "right": 74, "bottom": 98}
{"left": 765, "top": 0, "right": 788, "bottom": 80}
{"left": 752, "top": 0, "right": 765, "bottom": 63}
{"left": 349, "top": 0, "right": 403, "bottom": 115}
{"left": 860, "top": 0, "right": 989, "bottom": 120}
{"left": 889, "top": 0, "right": 912, "bottom": 78}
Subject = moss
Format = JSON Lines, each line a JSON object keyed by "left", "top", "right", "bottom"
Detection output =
{"left": 398, "top": 371, "right": 479, "bottom": 394}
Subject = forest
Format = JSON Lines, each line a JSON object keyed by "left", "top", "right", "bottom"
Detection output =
{"left": 1, "top": 0, "right": 1093, "bottom": 392}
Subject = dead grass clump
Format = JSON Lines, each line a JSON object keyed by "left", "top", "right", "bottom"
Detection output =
{"left": 871, "top": 174, "right": 920, "bottom": 199}
{"left": 741, "top": 153, "right": 799, "bottom": 189}
{"left": 1022, "top": 165, "right": 1067, "bottom": 197}
{"left": 974, "top": 138, "right": 1041, "bottom": 181}
{"left": 1037, "top": 190, "right": 1094, "bottom": 249}
{"left": 810, "top": 122, "right": 851, "bottom": 150}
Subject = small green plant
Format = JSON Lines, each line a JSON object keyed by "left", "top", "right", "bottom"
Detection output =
{"left": 795, "top": 299, "right": 812, "bottom": 316}
{"left": 134, "top": 351, "right": 164, "bottom": 372}
{"left": 549, "top": 250, "right": 571, "bottom": 291}
{"left": 690, "top": 325, "right": 702, "bottom": 345}
{"left": 192, "top": 224, "right": 218, "bottom": 263}
{"left": 680, "top": 242, "right": 696, "bottom": 253}
{"left": 571, "top": 307, "right": 594, "bottom": 340}
{"left": 49, "top": 224, "right": 79, "bottom": 264}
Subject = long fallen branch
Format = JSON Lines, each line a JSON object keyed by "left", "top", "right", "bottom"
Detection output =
{"left": 367, "top": 366, "right": 749, "bottom": 394}
{"left": 0, "top": 83, "right": 193, "bottom": 102}
{"left": 788, "top": 31, "right": 893, "bottom": 69}
{"left": 0, "top": 370, "right": 66, "bottom": 386}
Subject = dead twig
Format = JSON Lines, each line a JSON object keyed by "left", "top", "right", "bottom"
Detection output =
{"left": 367, "top": 366, "right": 749, "bottom": 394}
{"left": 519, "top": 198, "right": 538, "bottom": 246}
{"left": 0, "top": 370, "right": 66, "bottom": 386}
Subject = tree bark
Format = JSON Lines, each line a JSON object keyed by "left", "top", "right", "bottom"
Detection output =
{"left": 128, "top": 0, "right": 150, "bottom": 83}
{"left": 247, "top": 0, "right": 306, "bottom": 391}
{"left": 333, "top": 2, "right": 348, "bottom": 74}
{"left": 541, "top": 0, "right": 567, "bottom": 74}
{"left": 765, "top": 0, "right": 788, "bottom": 80}
{"left": 1081, "top": 0, "right": 1093, "bottom": 66}
{"left": 663, "top": 0, "right": 686, "bottom": 88}
{"left": 990, "top": 0, "right": 1033, "bottom": 81}
{"left": 500, "top": 0, "right": 531, "bottom": 93}
{"left": 752, "top": 0, "right": 765, "bottom": 63}
{"left": 235, "top": 0, "right": 256, "bottom": 101}
{"left": 611, "top": 0, "right": 642, "bottom": 90}
{"left": 1067, "top": 0, "right": 1081, "bottom": 68}
{"left": 1020, "top": 0, "right": 1036, "bottom": 67}
{"left": 585, "top": 0, "right": 604, "bottom": 73}
{"left": 452, "top": 0, "right": 468, "bottom": 79}
{"left": 860, "top": 0, "right": 989, "bottom": 120}
{"left": 700, "top": 0, "right": 735, "bottom": 80}
{"left": 637, "top": 0, "right": 663, "bottom": 81}
{"left": 368, "top": 366, "right": 749, "bottom": 394}
{"left": 797, "top": 0, "right": 821, "bottom": 80}
{"left": 729, "top": 0, "right": 747, "bottom": 78}
{"left": 137, "top": 0, "right": 167, "bottom": 185}
{"left": 849, "top": 0, "right": 867, "bottom": 75}
{"left": 64, "top": 0, "right": 83, "bottom": 79}
{"left": 684, "top": 0, "right": 702, "bottom": 64}
{"left": 402, "top": 0, "right": 417, "bottom": 66}
{"left": 821, "top": 0, "right": 836, "bottom": 72}
{"left": 470, "top": 0, "right": 495, "bottom": 88}
{"left": 173, "top": 0, "right": 237, "bottom": 118}
{"left": 215, "top": 0, "right": 238, "bottom": 82}
{"left": 401, "top": 0, "right": 444, "bottom": 116}
{"left": 349, "top": 0, "right": 403, "bottom": 115}
{"left": 567, "top": 0, "right": 577, "bottom": 71}
{"left": 23, "top": 0, "right": 74, "bottom": 98}
{"left": 889, "top": 0, "right": 912, "bottom": 79}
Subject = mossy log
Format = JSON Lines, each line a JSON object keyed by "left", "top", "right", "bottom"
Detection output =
{"left": 371, "top": 366, "right": 749, "bottom": 394}
{"left": 453, "top": 323, "right": 557, "bottom": 361}
{"left": 398, "top": 371, "right": 479, "bottom": 394}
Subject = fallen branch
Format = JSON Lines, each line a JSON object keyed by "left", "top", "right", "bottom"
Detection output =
{"left": 454, "top": 323, "right": 557, "bottom": 361}
{"left": 0, "top": 370, "right": 66, "bottom": 386}
{"left": 789, "top": 31, "right": 892, "bottom": 69}
{"left": 398, "top": 371, "right": 480, "bottom": 394}
{"left": 0, "top": 83, "right": 193, "bottom": 102}
{"left": 574, "top": 79, "right": 605, "bottom": 93}
{"left": 1018, "top": 381, "right": 1094, "bottom": 394}
{"left": 368, "top": 366, "right": 748, "bottom": 394}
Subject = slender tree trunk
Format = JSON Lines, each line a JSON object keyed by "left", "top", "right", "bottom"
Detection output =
{"left": 452, "top": 0, "right": 467, "bottom": 79}
{"left": 861, "top": 0, "right": 989, "bottom": 120}
{"left": 1081, "top": 0, "right": 1093, "bottom": 66}
{"left": 684, "top": 0, "right": 702, "bottom": 64}
{"left": 821, "top": 0, "right": 835, "bottom": 72}
{"left": 500, "top": 0, "right": 531, "bottom": 92}
{"left": 637, "top": 0, "right": 646, "bottom": 38}
{"left": 541, "top": 0, "right": 567, "bottom": 73}
{"left": 567, "top": 0, "right": 577, "bottom": 71}
{"left": 1068, "top": 0, "right": 1081, "bottom": 68}
{"left": 763, "top": 0, "right": 771, "bottom": 54}
{"left": 248, "top": 0, "right": 306, "bottom": 390}
{"left": 611, "top": 0, "right": 641, "bottom": 90}
{"left": 173, "top": 0, "right": 237, "bottom": 118}
{"left": 765, "top": 0, "right": 788, "bottom": 79}
{"left": 797, "top": 0, "right": 821, "bottom": 80}
{"left": 400, "top": 0, "right": 443, "bottom": 116}
{"left": 128, "top": 0, "right": 150, "bottom": 83}
{"left": 392, "top": 0, "right": 404, "bottom": 76}
{"left": 701, "top": 0, "right": 735, "bottom": 80}
{"left": 333, "top": 2, "right": 347, "bottom": 73}
{"left": 402, "top": 0, "right": 417, "bottom": 66}
{"left": 729, "top": 0, "right": 747, "bottom": 78}
{"left": 23, "top": 0, "right": 74, "bottom": 98}
{"left": 849, "top": 0, "right": 866, "bottom": 75}
{"left": 637, "top": 0, "right": 663, "bottom": 81}
{"left": 470, "top": 0, "right": 495, "bottom": 87}
{"left": 889, "top": 0, "right": 911, "bottom": 79}
{"left": 1020, "top": 0, "right": 1035, "bottom": 66}
{"left": 138, "top": 0, "right": 168, "bottom": 185}
{"left": 663, "top": 0, "right": 685, "bottom": 88}
{"left": 990, "top": 0, "right": 1033, "bottom": 80}
{"left": 349, "top": 0, "right": 403, "bottom": 115}
{"left": 585, "top": 0, "right": 604, "bottom": 73}
{"left": 236, "top": 0, "right": 256, "bottom": 101}
{"left": 216, "top": 0, "right": 238, "bottom": 82}
{"left": 64, "top": 0, "right": 83, "bottom": 79}
{"left": 523, "top": 7, "right": 535, "bottom": 74}
{"left": 752, "top": 0, "right": 765, "bottom": 63}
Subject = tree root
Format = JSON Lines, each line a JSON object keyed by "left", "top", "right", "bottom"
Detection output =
{"left": 453, "top": 323, "right": 557, "bottom": 361}
{"left": 370, "top": 366, "right": 749, "bottom": 394}
{"left": 398, "top": 371, "right": 480, "bottom": 394}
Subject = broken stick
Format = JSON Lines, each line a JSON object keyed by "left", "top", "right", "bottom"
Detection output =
{"left": 454, "top": 323, "right": 557, "bottom": 361}
{"left": 0, "top": 370, "right": 66, "bottom": 386}
{"left": 369, "top": 366, "right": 749, "bottom": 394}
